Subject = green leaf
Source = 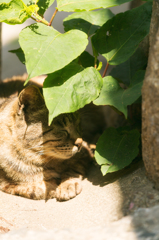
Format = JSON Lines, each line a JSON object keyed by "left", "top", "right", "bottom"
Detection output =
{"left": 57, "top": 0, "right": 132, "bottom": 12}
{"left": 9, "top": 48, "right": 25, "bottom": 64}
{"left": 63, "top": 9, "right": 114, "bottom": 37}
{"left": 92, "top": 2, "right": 152, "bottom": 65}
{"left": 0, "top": 0, "right": 10, "bottom": 3}
{"left": 21, "top": 0, "right": 32, "bottom": 4}
{"left": 22, "top": 0, "right": 36, "bottom": 5}
{"left": 19, "top": 23, "right": 88, "bottom": 80}
{"left": 95, "top": 127, "right": 140, "bottom": 175}
{"left": 37, "top": 0, "right": 55, "bottom": 16}
{"left": 0, "top": 0, "right": 36, "bottom": 24}
{"left": 93, "top": 71, "right": 145, "bottom": 118}
{"left": 78, "top": 51, "right": 98, "bottom": 68}
{"left": 110, "top": 48, "right": 148, "bottom": 86}
{"left": 43, "top": 65, "right": 103, "bottom": 124}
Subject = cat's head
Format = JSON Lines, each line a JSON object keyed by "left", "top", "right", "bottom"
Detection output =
{"left": 16, "top": 85, "right": 82, "bottom": 160}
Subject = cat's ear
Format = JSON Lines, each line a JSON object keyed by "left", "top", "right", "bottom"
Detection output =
{"left": 18, "top": 85, "right": 44, "bottom": 114}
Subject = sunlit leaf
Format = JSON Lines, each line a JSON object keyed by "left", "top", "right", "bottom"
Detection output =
{"left": 0, "top": 0, "right": 36, "bottom": 24}
{"left": 43, "top": 65, "right": 103, "bottom": 123}
{"left": 63, "top": 9, "right": 114, "bottom": 36}
{"left": 19, "top": 23, "right": 88, "bottom": 80}
{"left": 57, "top": 0, "right": 132, "bottom": 12}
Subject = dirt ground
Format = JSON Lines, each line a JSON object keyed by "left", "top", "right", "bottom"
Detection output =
{"left": 0, "top": 159, "right": 159, "bottom": 234}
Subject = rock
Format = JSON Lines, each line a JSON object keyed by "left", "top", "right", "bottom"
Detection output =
{"left": 142, "top": 0, "right": 159, "bottom": 188}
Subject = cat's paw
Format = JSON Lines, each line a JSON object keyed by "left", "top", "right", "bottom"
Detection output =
{"left": 56, "top": 178, "right": 82, "bottom": 201}
{"left": 81, "top": 141, "right": 96, "bottom": 158}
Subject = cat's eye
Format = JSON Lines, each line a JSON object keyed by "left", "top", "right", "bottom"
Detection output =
{"left": 43, "top": 128, "right": 53, "bottom": 136}
{"left": 54, "top": 130, "right": 68, "bottom": 139}
{"left": 61, "top": 130, "right": 68, "bottom": 137}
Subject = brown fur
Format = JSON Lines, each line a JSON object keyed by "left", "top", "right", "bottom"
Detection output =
{"left": 0, "top": 74, "right": 124, "bottom": 201}
{"left": 0, "top": 80, "right": 94, "bottom": 201}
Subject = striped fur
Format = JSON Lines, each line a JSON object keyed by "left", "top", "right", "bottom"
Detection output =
{"left": 0, "top": 85, "right": 93, "bottom": 201}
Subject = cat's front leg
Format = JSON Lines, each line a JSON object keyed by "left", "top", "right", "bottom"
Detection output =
{"left": 55, "top": 176, "right": 82, "bottom": 201}
{"left": 0, "top": 179, "right": 58, "bottom": 200}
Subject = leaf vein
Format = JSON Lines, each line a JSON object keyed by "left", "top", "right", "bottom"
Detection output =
{"left": 109, "top": 16, "right": 147, "bottom": 62}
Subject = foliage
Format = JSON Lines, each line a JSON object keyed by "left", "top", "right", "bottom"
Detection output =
{"left": 95, "top": 127, "right": 140, "bottom": 175}
{"left": 43, "top": 65, "right": 103, "bottom": 123}
{"left": 19, "top": 24, "right": 88, "bottom": 81}
{"left": 1, "top": 0, "right": 152, "bottom": 175}
{"left": 91, "top": 2, "right": 151, "bottom": 65}
{"left": 94, "top": 71, "right": 145, "bottom": 118}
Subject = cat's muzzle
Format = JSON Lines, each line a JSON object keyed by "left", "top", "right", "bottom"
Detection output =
{"left": 72, "top": 138, "right": 83, "bottom": 154}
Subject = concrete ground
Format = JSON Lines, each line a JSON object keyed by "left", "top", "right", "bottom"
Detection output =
{"left": 0, "top": 160, "right": 159, "bottom": 234}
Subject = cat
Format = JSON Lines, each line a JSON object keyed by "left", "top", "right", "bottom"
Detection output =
{"left": 0, "top": 81, "right": 97, "bottom": 201}
{"left": 0, "top": 74, "right": 124, "bottom": 201}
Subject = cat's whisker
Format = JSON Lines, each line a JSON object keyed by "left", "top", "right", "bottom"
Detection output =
{"left": 28, "top": 145, "right": 43, "bottom": 150}
{"left": 37, "top": 151, "right": 44, "bottom": 156}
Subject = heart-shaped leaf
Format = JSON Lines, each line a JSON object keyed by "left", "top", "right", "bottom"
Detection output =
{"left": 43, "top": 64, "right": 103, "bottom": 124}
{"left": 94, "top": 71, "right": 145, "bottom": 118}
{"left": 95, "top": 127, "right": 140, "bottom": 175}
{"left": 19, "top": 23, "right": 88, "bottom": 80}
{"left": 92, "top": 2, "right": 152, "bottom": 65}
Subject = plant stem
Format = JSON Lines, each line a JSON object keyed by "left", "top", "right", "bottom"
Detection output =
{"left": 49, "top": 9, "right": 58, "bottom": 26}
{"left": 31, "top": 15, "right": 50, "bottom": 26}
{"left": 94, "top": 56, "right": 97, "bottom": 69}
{"left": 102, "top": 62, "right": 109, "bottom": 78}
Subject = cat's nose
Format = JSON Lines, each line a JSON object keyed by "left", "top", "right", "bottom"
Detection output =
{"left": 75, "top": 138, "right": 83, "bottom": 149}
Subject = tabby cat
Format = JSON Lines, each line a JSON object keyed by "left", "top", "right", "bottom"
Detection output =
{"left": 0, "top": 83, "right": 95, "bottom": 201}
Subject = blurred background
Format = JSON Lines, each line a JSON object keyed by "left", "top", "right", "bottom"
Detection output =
{"left": 1, "top": 1, "right": 131, "bottom": 80}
